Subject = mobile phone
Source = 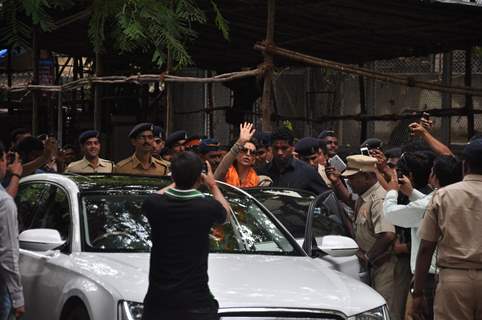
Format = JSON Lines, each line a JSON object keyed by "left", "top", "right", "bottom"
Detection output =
{"left": 422, "top": 112, "right": 430, "bottom": 122}
{"left": 7, "top": 152, "right": 15, "bottom": 165}
{"left": 328, "top": 155, "right": 347, "bottom": 173}
{"left": 360, "top": 147, "right": 370, "bottom": 156}
{"left": 202, "top": 163, "right": 208, "bottom": 174}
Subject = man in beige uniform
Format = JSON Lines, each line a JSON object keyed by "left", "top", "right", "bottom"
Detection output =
{"left": 342, "top": 155, "right": 397, "bottom": 316}
{"left": 115, "top": 123, "right": 168, "bottom": 176}
{"left": 412, "top": 138, "right": 482, "bottom": 320}
{"left": 65, "top": 130, "right": 114, "bottom": 173}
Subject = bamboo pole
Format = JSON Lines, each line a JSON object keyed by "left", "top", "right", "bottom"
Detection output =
{"left": 0, "top": 69, "right": 264, "bottom": 93}
{"left": 260, "top": 0, "right": 276, "bottom": 132}
{"left": 165, "top": 47, "right": 173, "bottom": 136}
{"left": 465, "top": 48, "right": 474, "bottom": 139}
{"left": 32, "top": 26, "right": 40, "bottom": 136}
{"left": 254, "top": 44, "right": 482, "bottom": 97}
{"left": 94, "top": 51, "right": 103, "bottom": 131}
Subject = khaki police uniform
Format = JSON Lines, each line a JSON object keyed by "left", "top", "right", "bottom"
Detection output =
{"left": 342, "top": 155, "right": 397, "bottom": 315}
{"left": 65, "top": 157, "right": 114, "bottom": 173}
{"left": 354, "top": 182, "right": 396, "bottom": 311}
{"left": 115, "top": 154, "right": 168, "bottom": 176}
{"left": 419, "top": 174, "right": 482, "bottom": 320}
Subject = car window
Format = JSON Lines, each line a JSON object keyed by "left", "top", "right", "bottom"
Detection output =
{"left": 29, "top": 185, "right": 71, "bottom": 240}
{"left": 248, "top": 189, "right": 347, "bottom": 239}
{"left": 81, "top": 187, "right": 298, "bottom": 256}
{"left": 16, "top": 183, "right": 50, "bottom": 232}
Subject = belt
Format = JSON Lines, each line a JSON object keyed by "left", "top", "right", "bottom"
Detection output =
{"left": 439, "top": 266, "right": 482, "bottom": 271}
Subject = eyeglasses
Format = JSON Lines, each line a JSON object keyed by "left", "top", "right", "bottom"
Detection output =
{"left": 240, "top": 148, "right": 256, "bottom": 156}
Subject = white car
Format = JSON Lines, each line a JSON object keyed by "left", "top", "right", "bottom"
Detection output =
{"left": 16, "top": 174, "right": 388, "bottom": 320}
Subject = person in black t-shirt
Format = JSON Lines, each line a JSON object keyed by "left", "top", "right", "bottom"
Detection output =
{"left": 142, "top": 151, "right": 230, "bottom": 320}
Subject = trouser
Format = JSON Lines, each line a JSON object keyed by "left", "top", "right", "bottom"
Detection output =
{"left": 391, "top": 254, "right": 411, "bottom": 320}
{"left": 371, "top": 256, "right": 397, "bottom": 317}
{"left": 0, "top": 283, "right": 14, "bottom": 320}
{"left": 405, "top": 273, "right": 435, "bottom": 320}
{"left": 433, "top": 268, "right": 482, "bottom": 320}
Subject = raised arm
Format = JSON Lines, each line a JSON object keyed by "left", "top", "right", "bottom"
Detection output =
{"left": 214, "top": 122, "right": 255, "bottom": 180}
{"left": 409, "top": 121, "right": 453, "bottom": 156}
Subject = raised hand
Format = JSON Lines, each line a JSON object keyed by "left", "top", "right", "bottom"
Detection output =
{"left": 409, "top": 122, "right": 428, "bottom": 137}
{"left": 238, "top": 122, "right": 256, "bottom": 145}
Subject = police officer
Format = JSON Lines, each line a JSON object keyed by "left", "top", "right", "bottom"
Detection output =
{"left": 151, "top": 126, "right": 170, "bottom": 170}
{"left": 342, "top": 155, "right": 397, "bottom": 316}
{"left": 412, "top": 138, "right": 482, "bottom": 320}
{"left": 318, "top": 129, "right": 338, "bottom": 158}
{"left": 65, "top": 130, "right": 114, "bottom": 173}
{"left": 198, "top": 138, "right": 223, "bottom": 172}
{"left": 161, "top": 130, "right": 188, "bottom": 163}
{"left": 115, "top": 123, "right": 168, "bottom": 176}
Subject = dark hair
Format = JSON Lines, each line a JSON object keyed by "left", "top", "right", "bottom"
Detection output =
{"left": 271, "top": 127, "right": 294, "bottom": 145}
{"left": 0, "top": 141, "right": 5, "bottom": 157}
{"left": 433, "top": 156, "right": 462, "bottom": 187}
{"left": 10, "top": 128, "right": 30, "bottom": 144}
{"left": 466, "top": 157, "right": 482, "bottom": 174}
{"left": 397, "top": 151, "right": 433, "bottom": 189}
{"left": 385, "top": 147, "right": 402, "bottom": 159}
{"left": 318, "top": 139, "right": 328, "bottom": 155}
{"left": 15, "top": 136, "right": 44, "bottom": 161}
{"left": 170, "top": 151, "right": 203, "bottom": 189}
{"left": 401, "top": 140, "right": 430, "bottom": 153}
{"left": 469, "top": 132, "right": 482, "bottom": 142}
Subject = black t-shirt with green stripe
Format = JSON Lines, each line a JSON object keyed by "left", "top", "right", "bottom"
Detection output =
{"left": 142, "top": 188, "right": 227, "bottom": 311}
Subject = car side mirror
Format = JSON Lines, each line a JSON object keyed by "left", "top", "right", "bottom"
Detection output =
{"left": 316, "top": 235, "right": 358, "bottom": 257}
{"left": 19, "top": 229, "right": 65, "bottom": 251}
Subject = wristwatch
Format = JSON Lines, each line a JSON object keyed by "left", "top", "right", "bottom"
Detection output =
{"left": 410, "top": 287, "right": 423, "bottom": 298}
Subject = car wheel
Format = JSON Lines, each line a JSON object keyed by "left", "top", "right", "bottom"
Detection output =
{"left": 64, "top": 304, "right": 90, "bottom": 320}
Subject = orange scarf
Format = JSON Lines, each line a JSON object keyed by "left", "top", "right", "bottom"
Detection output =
{"left": 225, "top": 165, "right": 259, "bottom": 188}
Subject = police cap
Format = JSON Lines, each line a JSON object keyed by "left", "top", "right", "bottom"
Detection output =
{"left": 79, "top": 130, "right": 100, "bottom": 145}
{"left": 128, "top": 123, "right": 154, "bottom": 139}
{"left": 165, "top": 130, "right": 188, "bottom": 148}
{"left": 342, "top": 155, "right": 378, "bottom": 177}
{"left": 294, "top": 137, "right": 320, "bottom": 157}
{"left": 198, "top": 138, "right": 220, "bottom": 154}
{"left": 463, "top": 138, "right": 482, "bottom": 161}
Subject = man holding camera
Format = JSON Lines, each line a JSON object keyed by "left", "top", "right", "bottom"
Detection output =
{"left": 142, "top": 152, "right": 230, "bottom": 320}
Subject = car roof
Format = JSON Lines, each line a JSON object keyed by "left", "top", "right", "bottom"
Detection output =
{"left": 21, "top": 173, "right": 171, "bottom": 192}
{"left": 245, "top": 186, "right": 316, "bottom": 198}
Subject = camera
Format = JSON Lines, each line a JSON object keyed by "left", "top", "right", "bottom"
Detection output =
{"left": 360, "top": 147, "right": 370, "bottom": 156}
{"left": 6, "top": 152, "right": 16, "bottom": 165}
{"left": 422, "top": 112, "right": 430, "bottom": 122}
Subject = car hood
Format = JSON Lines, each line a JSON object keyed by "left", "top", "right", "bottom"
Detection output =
{"left": 73, "top": 252, "right": 384, "bottom": 317}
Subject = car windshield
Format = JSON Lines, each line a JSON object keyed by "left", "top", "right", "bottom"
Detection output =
{"left": 246, "top": 188, "right": 347, "bottom": 239}
{"left": 80, "top": 184, "right": 299, "bottom": 256}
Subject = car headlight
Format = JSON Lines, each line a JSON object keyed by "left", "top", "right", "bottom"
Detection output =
{"left": 118, "top": 301, "right": 143, "bottom": 320}
{"left": 348, "top": 305, "right": 390, "bottom": 320}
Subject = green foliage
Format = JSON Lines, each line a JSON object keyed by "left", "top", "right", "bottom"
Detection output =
{"left": 1, "top": 0, "right": 229, "bottom": 69}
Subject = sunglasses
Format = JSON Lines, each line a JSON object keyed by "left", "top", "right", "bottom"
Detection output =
{"left": 240, "top": 148, "right": 256, "bottom": 156}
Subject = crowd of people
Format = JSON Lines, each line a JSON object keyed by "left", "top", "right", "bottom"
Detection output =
{"left": 1, "top": 115, "right": 482, "bottom": 320}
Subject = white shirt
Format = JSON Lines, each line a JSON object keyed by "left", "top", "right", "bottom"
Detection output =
{"left": 383, "top": 189, "right": 437, "bottom": 274}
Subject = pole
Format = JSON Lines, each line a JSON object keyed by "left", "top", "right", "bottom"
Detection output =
{"left": 57, "top": 91, "right": 63, "bottom": 146}
{"left": 165, "top": 47, "right": 173, "bottom": 136}
{"left": 465, "top": 48, "right": 474, "bottom": 139}
{"left": 94, "top": 51, "right": 103, "bottom": 131}
{"left": 359, "top": 64, "right": 367, "bottom": 144}
{"left": 441, "top": 52, "right": 453, "bottom": 144}
{"left": 260, "top": 0, "right": 276, "bottom": 132}
{"left": 32, "top": 26, "right": 40, "bottom": 136}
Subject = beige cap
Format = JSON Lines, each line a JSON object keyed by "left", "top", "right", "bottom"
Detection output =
{"left": 341, "top": 155, "right": 378, "bottom": 177}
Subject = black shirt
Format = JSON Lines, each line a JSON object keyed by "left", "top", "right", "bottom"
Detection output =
{"left": 142, "top": 190, "right": 226, "bottom": 310}
{"left": 257, "top": 158, "right": 329, "bottom": 194}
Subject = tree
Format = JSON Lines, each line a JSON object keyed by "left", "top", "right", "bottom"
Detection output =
{"left": 0, "top": 0, "right": 229, "bottom": 68}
